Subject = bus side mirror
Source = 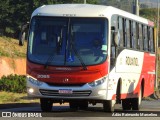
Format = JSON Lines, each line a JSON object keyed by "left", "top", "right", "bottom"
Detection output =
{"left": 19, "top": 22, "right": 29, "bottom": 46}
{"left": 114, "top": 31, "right": 119, "bottom": 46}
{"left": 19, "top": 32, "right": 26, "bottom": 46}
{"left": 111, "top": 26, "right": 120, "bottom": 47}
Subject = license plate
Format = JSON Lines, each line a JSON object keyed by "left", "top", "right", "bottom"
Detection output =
{"left": 59, "top": 89, "right": 73, "bottom": 94}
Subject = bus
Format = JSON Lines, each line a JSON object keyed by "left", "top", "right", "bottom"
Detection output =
{"left": 25, "top": 4, "right": 156, "bottom": 112}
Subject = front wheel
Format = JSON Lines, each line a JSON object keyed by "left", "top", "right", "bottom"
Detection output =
{"left": 103, "top": 100, "right": 115, "bottom": 112}
{"left": 40, "top": 98, "right": 53, "bottom": 112}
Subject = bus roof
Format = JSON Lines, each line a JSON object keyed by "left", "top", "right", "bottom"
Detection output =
{"left": 32, "top": 4, "right": 154, "bottom": 26}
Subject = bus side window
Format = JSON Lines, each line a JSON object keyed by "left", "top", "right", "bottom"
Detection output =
{"left": 118, "top": 17, "right": 124, "bottom": 47}
{"left": 150, "top": 27, "right": 154, "bottom": 52}
{"left": 133, "top": 21, "right": 137, "bottom": 49}
{"left": 124, "top": 19, "right": 127, "bottom": 47}
{"left": 137, "top": 23, "right": 140, "bottom": 50}
{"left": 130, "top": 20, "right": 133, "bottom": 48}
{"left": 126, "top": 19, "right": 130, "bottom": 48}
{"left": 143, "top": 25, "right": 148, "bottom": 51}
{"left": 139, "top": 24, "right": 143, "bottom": 51}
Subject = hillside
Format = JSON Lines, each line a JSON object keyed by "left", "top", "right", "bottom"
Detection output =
{"left": 0, "top": 37, "right": 27, "bottom": 77}
{"left": 0, "top": 36, "right": 27, "bottom": 58}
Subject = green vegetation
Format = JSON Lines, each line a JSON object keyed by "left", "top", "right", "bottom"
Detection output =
{"left": 0, "top": 0, "right": 98, "bottom": 38}
{"left": 0, "top": 74, "right": 39, "bottom": 104}
{"left": 0, "top": 74, "right": 26, "bottom": 93}
{"left": 140, "top": 8, "right": 158, "bottom": 23}
{"left": 0, "top": 36, "right": 27, "bottom": 58}
{"left": 0, "top": 91, "right": 38, "bottom": 104}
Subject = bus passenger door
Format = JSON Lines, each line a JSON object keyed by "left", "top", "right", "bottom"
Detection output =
{"left": 110, "top": 27, "right": 118, "bottom": 70}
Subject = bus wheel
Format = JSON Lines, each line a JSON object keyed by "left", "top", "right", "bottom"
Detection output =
{"left": 40, "top": 98, "right": 53, "bottom": 112}
{"left": 103, "top": 100, "right": 115, "bottom": 112}
{"left": 122, "top": 99, "right": 131, "bottom": 110}
{"left": 69, "top": 101, "right": 78, "bottom": 110}
{"left": 131, "top": 87, "right": 142, "bottom": 110}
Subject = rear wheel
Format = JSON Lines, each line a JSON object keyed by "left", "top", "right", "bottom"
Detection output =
{"left": 131, "top": 87, "right": 142, "bottom": 110}
{"left": 103, "top": 100, "right": 115, "bottom": 112}
{"left": 122, "top": 99, "right": 131, "bottom": 110}
{"left": 40, "top": 98, "right": 53, "bottom": 112}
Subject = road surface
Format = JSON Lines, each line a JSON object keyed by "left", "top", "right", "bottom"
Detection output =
{"left": 0, "top": 99, "right": 160, "bottom": 118}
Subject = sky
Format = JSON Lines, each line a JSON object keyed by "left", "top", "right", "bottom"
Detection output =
{"left": 100, "top": 0, "right": 159, "bottom": 8}
{"left": 139, "top": 0, "right": 158, "bottom": 8}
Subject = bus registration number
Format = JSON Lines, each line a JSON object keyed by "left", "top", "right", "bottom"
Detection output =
{"left": 59, "top": 89, "right": 73, "bottom": 94}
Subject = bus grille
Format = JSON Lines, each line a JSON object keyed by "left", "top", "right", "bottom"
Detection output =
{"left": 46, "top": 83, "right": 85, "bottom": 87}
{"left": 39, "top": 89, "right": 92, "bottom": 97}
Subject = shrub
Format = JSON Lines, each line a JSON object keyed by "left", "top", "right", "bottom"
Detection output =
{"left": 0, "top": 74, "right": 26, "bottom": 93}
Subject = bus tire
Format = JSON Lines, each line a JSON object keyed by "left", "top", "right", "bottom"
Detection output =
{"left": 103, "top": 100, "right": 115, "bottom": 112}
{"left": 131, "top": 87, "right": 142, "bottom": 110}
{"left": 116, "top": 80, "right": 121, "bottom": 104}
{"left": 40, "top": 98, "right": 53, "bottom": 112}
{"left": 122, "top": 99, "right": 131, "bottom": 110}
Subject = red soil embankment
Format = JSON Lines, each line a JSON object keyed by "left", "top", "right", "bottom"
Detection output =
{"left": 0, "top": 57, "right": 26, "bottom": 78}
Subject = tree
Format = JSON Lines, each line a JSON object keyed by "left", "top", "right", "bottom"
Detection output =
{"left": 0, "top": 0, "right": 98, "bottom": 38}
{"left": 140, "top": 8, "right": 158, "bottom": 23}
{"left": 0, "top": 0, "right": 10, "bottom": 36}
{"left": 0, "top": 0, "right": 33, "bottom": 37}
{"left": 140, "top": 8, "right": 160, "bottom": 46}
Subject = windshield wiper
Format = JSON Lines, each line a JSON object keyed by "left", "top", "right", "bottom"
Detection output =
{"left": 44, "top": 26, "right": 64, "bottom": 69}
{"left": 70, "top": 26, "right": 87, "bottom": 70}
{"left": 44, "top": 53, "right": 55, "bottom": 69}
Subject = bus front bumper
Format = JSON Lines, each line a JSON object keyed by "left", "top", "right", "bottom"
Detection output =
{"left": 26, "top": 76, "right": 109, "bottom": 101}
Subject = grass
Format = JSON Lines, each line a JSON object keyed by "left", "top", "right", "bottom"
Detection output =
{"left": 0, "top": 91, "right": 39, "bottom": 104}
{"left": 0, "top": 36, "right": 27, "bottom": 58}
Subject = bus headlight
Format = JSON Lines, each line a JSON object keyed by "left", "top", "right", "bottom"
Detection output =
{"left": 28, "top": 77, "right": 43, "bottom": 86}
{"left": 28, "top": 88, "right": 34, "bottom": 94}
{"left": 88, "top": 77, "right": 106, "bottom": 87}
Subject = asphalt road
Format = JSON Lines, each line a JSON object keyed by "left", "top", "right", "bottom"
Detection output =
{"left": 0, "top": 99, "right": 160, "bottom": 120}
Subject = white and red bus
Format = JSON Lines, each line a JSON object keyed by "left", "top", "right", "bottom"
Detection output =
{"left": 26, "top": 4, "right": 156, "bottom": 112}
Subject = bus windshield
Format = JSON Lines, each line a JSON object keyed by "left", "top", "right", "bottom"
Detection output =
{"left": 28, "top": 17, "right": 108, "bottom": 66}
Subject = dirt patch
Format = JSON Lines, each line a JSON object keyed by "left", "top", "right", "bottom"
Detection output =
{"left": 0, "top": 57, "right": 26, "bottom": 78}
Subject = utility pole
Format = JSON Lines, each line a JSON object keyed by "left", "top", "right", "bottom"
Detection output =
{"left": 156, "top": 0, "right": 159, "bottom": 89}
{"left": 136, "top": 0, "right": 139, "bottom": 15}
{"left": 132, "top": 0, "right": 139, "bottom": 15}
